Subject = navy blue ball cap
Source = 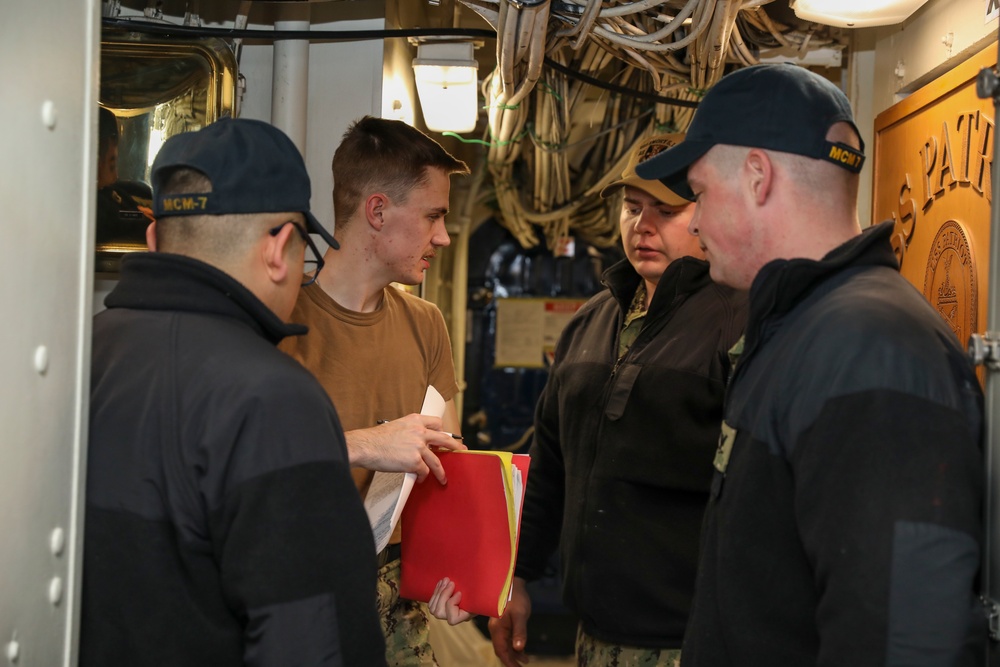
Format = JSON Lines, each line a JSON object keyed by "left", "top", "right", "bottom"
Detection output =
{"left": 151, "top": 117, "right": 338, "bottom": 250}
{"left": 635, "top": 64, "right": 865, "bottom": 199}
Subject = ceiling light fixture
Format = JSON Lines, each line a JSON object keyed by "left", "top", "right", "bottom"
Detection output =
{"left": 790, "top": 0, "right": 932, "bottom": 28}
{"left": 412, "top": 41, "right": 479, "bottom": 134}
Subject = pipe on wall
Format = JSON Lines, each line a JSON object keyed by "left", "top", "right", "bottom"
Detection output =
{"left": 271, "top": 3, "right": 310, "bottom": 152}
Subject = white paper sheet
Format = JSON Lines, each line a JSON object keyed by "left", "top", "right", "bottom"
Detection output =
{"left": 365, "top": 471, "right": 416, "bottom": 553}
{"left": 364, "top": 386, "right": 446, "bottom": 553}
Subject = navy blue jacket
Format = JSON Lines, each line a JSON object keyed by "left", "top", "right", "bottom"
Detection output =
{"left": 682, "top": 222, "right": 985, "bottom": 666}
{"left": 81, "top": 253, "right": 386, "bottom": 667}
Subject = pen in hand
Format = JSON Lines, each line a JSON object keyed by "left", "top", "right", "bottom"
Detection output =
{"left": 376, "top": 419, "right": 464, "bottom": 442}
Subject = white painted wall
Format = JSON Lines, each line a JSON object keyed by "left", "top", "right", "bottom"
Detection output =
{"left": 851, "top": 0, "right": 999, "bottom": 225}
{"left": 869, "top": 0, "right": 998, "bottom": 110}
{"left": 1, "top": 1, "right": 99, "bottom": 665}
{"left": 239, "top": 18, "right": 385, "bottom": 243}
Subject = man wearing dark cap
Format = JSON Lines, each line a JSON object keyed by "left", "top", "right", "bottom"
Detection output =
{"left": 488, "top": 133, "right": 746, "bottom": 667}
{"left": 636, "top": 64, "right": 985, "bottom": 665}
{"left": 81, "top": 118, "right": 387, "bottom": 666}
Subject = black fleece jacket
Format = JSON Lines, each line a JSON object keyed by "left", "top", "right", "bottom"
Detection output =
{"left": 682, "top": 222, "right": 985, "bottom": 667}
{"left": 81, "top": 253, "right": 387, "bottom": 667}
{"left": 515, "top": 256, "right": 747, "bottom": 648}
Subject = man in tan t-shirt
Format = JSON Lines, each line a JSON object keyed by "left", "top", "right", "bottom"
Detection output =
{"left": 280, "top": 116, "right": 470, "bottom": 667}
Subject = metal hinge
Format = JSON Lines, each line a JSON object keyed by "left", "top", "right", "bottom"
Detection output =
{"left": 969, "top": 333, "right": 1000, "bottom": 371}
{"left": 982, "top": 595, "right": 1000, "bottom": 641}
{"left": 978, "top": 66, "right": 1000, "bottom": 102}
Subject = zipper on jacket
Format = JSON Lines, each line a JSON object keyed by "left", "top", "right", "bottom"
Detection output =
{"left": 578, "top": 298, "right": 678, "bottom": 611}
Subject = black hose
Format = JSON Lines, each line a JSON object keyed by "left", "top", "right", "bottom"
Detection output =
{"left": 102, "top": 18, "right": 496, "bottom": 42}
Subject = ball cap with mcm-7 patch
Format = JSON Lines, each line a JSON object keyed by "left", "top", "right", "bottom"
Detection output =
{"left": 600, "top": 133, "right": 692, "bottom": 206}
{"left": 151, "top": 117, "right": 339, "bottom": 249}
{"left": 635, "top": 64, "right": 865, "bottom": 200}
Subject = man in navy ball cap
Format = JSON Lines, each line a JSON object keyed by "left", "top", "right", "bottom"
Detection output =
{"left": 149, "top": 116, "right": 339, "bottom": 251}
{"left": 82, "top": 118, "right": 387, "bottom": 667}
{"left": 638, "top": 64, "right": 985, "bottom": 666}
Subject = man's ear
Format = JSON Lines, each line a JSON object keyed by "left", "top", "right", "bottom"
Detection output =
{"left": 365, "top": 193, "right": 387, "bottom": 231}
{"left": 145, "top": 220, "right": 158, "bottom": 251}
{"left": 745, "top": 149, "right": 774, "bottom": 206}
{"left": 262, "top": 222, "right": 295, "bottom": 284}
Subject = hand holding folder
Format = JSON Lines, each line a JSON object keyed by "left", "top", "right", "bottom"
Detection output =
{"left": 400, "top": 450, "right": 530, "bottom": 618}
{"left": 363, "top": 386, "right": 461, "bottom": 553}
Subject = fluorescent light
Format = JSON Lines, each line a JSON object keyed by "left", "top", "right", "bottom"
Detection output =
{"left": 758, "top": 45, "right": 844, "bottom": 68}
{"left": 790, "top": 0, "right": 931, "bottom": 27}
{"left": 412, "top": 42, "right": 478, "bottom": 133}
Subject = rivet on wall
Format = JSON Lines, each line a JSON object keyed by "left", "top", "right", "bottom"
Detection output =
{"left": 41, "top": 101, "right": 57, "bottom": 130}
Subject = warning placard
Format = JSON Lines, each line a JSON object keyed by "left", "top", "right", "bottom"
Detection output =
{"left": 494, "top": 298, "right": 588, "bottom": 368}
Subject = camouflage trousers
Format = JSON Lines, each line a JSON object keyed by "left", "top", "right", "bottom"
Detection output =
{"left": 376, "top": 558, "right": 438, "bottom": 667}
{"left": 575, "top": 626, "right": 682, "bottom": 667}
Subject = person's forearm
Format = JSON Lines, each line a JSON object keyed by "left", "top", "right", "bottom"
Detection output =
{"left": 344, "top": 429, "right": 376, "bottom": 468}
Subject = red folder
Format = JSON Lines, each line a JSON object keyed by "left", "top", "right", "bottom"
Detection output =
{"left": 400, "top": 450, "right": 530, "bottom": 618}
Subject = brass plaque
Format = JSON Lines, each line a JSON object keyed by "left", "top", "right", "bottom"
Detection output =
{"left": 873, "top": 41, "right": 996, "bottom": 373}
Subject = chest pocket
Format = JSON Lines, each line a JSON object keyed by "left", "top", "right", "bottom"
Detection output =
{"left": 604, "top": 363, "right": 642, "bottom": 421}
